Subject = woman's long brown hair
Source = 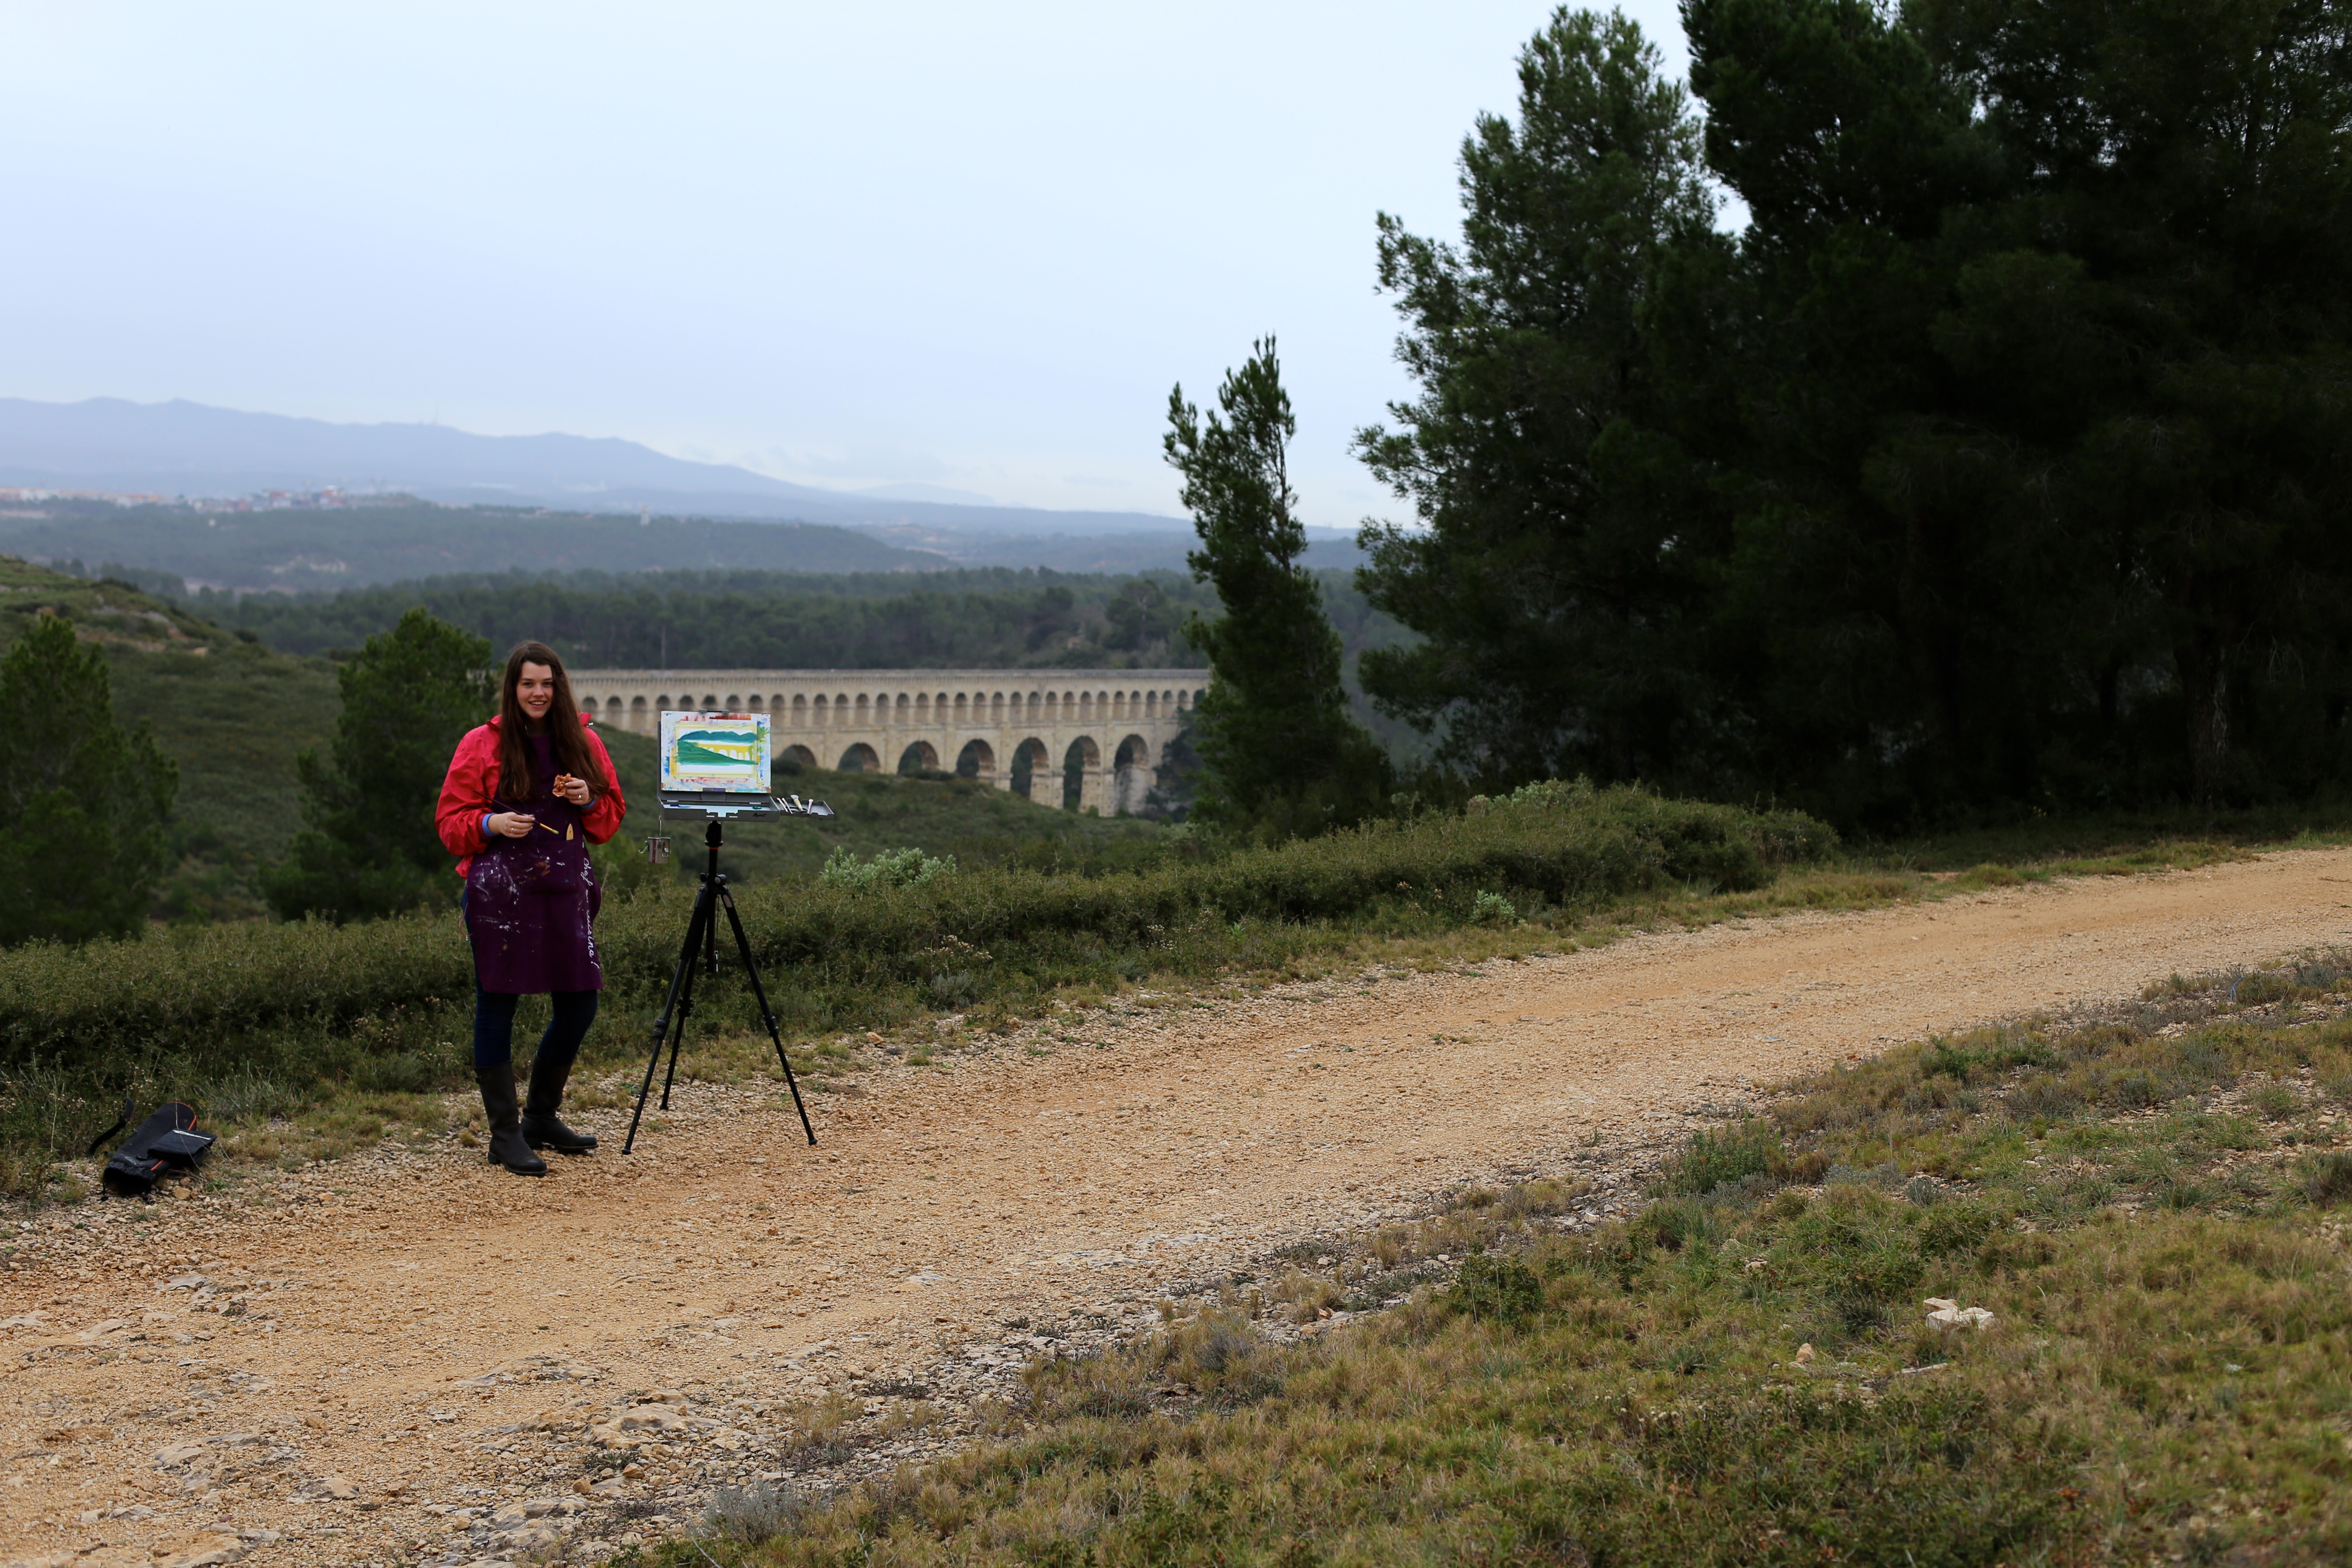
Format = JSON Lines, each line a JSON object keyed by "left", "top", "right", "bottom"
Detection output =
{"left": 496, "top": 641, "right": 599, "bottom": 803}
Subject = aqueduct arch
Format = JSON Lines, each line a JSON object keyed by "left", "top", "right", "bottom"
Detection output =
{"left": 567, "top": 666, "right": 1207, "bottom": 815}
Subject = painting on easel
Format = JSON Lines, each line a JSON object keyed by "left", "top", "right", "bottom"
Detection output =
{"left": 658, "top": 710, "right": 772, "bottom": 793}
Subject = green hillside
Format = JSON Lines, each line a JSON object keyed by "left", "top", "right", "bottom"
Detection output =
{"left": 0, "top": 555, "right": 339, "bottom": 920}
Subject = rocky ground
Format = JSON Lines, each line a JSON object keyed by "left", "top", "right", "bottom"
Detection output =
{"left": 6, "top": 846, "right": 2351, "bottom": 1568}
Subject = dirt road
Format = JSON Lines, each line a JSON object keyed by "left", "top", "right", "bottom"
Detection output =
{"left": 8, "top": 849, "right": 2352, "bottom": 1568}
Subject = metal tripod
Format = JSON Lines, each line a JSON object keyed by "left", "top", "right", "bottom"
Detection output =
{"left": 623, "top": 817, "right": 817, "bottom": 1154}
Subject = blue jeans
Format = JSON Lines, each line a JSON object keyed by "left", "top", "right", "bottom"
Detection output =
{"left": 472, "top": 986, "right": 600, "bottom": 1073}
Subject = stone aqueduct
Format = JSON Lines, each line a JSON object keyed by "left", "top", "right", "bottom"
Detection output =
{"left": 568, "top": 668, "right": 1208, "bottom": 815}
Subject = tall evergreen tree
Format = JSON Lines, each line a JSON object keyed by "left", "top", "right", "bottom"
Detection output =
{"left": 1907, "top": 0, "right": 2352, "bottom": 806}
{"left": 0, "top": 615, "right": 178, "bottom": 946}
{"left": 1355, "top": 8, "right": 1725, "bottom": 787}
{"left": 1166, "top": 339, "right": 1390, "bottom": 833}
{"left": 263, "top": 608, "right": 494, "bottom": 922}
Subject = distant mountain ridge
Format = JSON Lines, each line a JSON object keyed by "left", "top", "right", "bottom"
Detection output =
{"left": 0, "top": 395, "right": 1189, "bottom": 537}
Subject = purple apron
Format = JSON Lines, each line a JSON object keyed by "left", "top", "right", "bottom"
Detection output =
{"left": 465, "top": 735, "right": 604, "bottom": 995}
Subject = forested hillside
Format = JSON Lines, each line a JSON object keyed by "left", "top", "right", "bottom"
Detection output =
{"left": 0, "top": 496, "right": 931, "bottom": 588}
{"left": 195, "top": 568, "right": 1210, "bottom": 668}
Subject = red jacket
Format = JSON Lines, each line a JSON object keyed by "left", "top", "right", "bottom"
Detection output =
{"left": 436, "top": 715, "right": 628, "bottom": 877}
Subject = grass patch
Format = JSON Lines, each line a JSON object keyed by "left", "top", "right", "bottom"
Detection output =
{"left": 657, "top": 966, "right": 2352, "bottom": 1567}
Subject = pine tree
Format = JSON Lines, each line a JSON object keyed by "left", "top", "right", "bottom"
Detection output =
{"left": 0, "top": 615, "right": 178, "bottom": 945}
{"left": 1359, "top": 0, "right": 2352, "bottom": 821}
{"left": 1354, "top": 7, "right": 1724, "bottom": 787}
{"left": 263, "top": 608, "right": 494, "bottom": 922}
{"left": 1165, "top": 338, "right": 1390, "bottom": 834}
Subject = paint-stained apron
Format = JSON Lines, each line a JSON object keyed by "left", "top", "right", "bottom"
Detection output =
{"left": 464, "top": 735, "right": 604, "bottom": 995}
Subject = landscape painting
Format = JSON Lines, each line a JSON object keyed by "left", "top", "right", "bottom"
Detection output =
{"left": 658, "top": 710, "right": 770, "bottom": 792}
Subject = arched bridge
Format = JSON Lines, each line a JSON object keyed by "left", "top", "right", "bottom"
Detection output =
{"left": 567, "top": 667, "right": 1208, "bottom": 815}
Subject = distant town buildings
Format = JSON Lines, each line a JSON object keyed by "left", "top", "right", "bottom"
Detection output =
{"left": 0, "top": 487, "right": 175, "bottom": 507}
{"left": 0, "top": 486, "right": 359, "bottom": 511}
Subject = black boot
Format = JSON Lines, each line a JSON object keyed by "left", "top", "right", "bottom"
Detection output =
{"left": 475, "top": 1066, "right": 545, "bottom": 1176}
{"left": 522, "top": 1051, "right": 597, "bottom": 1154}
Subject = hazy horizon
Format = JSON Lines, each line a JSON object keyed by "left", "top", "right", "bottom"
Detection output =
{"left": 0, "top": 1, "right": 1695, "bottom": 527}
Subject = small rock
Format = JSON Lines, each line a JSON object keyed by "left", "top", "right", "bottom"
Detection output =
{"left": 1923, "top": 1297, "right": 1994, "bottom": 1331}
{"left": 588, "top": 1403, "right": 690, "bottom": 1445}
{"left": 150, "top": 1531, "right": 247, "bottom": 1568}
{"left": 494, "top": 1521, "right": 567, "bottom": 1553}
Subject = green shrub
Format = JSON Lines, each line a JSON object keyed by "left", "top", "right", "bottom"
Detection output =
{"left": 1918, "top": 1200, "right": 1997, "bottom": 1258}
{"left": 1773, "top": 1193, "right": 1925, "bottom": 1333}
{"left": 817, "top": 845, "right": 957, "bottom": 891}
{"left": 1449, "top": 1245, "right": 1544, "bottom": 1322}
{"left": 0, "top": 784, "right": 1833, "bottom": 1070}
{"left": 2301, "top": 1151, "right": 2352, "bottom": 1207}
{"left": 1917, "top": 1032, "right": 2056, "bottom": 1084}
{"left": 1666, "top": 1119, "right": 1782, "bottom": 1195}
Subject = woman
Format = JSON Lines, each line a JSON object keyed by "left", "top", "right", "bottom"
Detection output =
{"left": 435, "top": 641, "right": 628, "bottom": 1176}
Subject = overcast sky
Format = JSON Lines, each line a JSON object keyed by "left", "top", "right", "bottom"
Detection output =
{"left": 1, "top": 1, "right": 1695, "bottom": 525}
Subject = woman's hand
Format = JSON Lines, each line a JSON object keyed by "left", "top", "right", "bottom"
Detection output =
{"left": 554, "top": 773, "right": 594, "bottom": 806}
{"left": 487, "top": 812, "right": 536, "bottom": 839}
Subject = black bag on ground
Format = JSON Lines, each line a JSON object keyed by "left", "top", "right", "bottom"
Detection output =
{"left": 86, "top": 1100, "right": 215, "bottom": 1199}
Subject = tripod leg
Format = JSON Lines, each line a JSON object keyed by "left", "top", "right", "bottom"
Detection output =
{"left": 661, "top": 905, "right": 707, "bottom": 1112}
{"left": 718, "top": 885, "right": 817, "bottom": 1145}
{"left": 704, "top": 879, "right": 721, "bottom": 977}
{"left": 624, "top": 878, "right": 715, "bottom": 1155}
{"left": 656, "top": 980, "right": 692, "bottom": 1112}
